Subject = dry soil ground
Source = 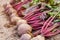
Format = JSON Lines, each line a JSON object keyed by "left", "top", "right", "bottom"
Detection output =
{"left": 0, "top": 0, "right": 19, "bottom": 40}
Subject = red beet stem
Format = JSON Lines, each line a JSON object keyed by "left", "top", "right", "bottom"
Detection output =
{"left": 41, "top": 16, "right": 52, "bottom": 33}
{"left": 45, "top": 30, "right": 60, "bottom": 37}
{"left": 13, "top": 2, "right": 24, "bottom": 11}
{"left": 24, "top": 5, "right": 45, "bottom": 19}
{"left": 24, "top": 8, "right": 40, "bottom": 19}
{"left": 26, "top": 13, "right": 42, "bottom": 21}
{"left": 28, "top": 20, "right": 40, "bottom": 24}
{"left": 44, "top": 13, "right": 59, "bottom": 31}
{"left": 12, "top": 0, "right": 32, "bottom": 11}
{"left": 44, "top": 23, "right": 59, "bottom": 34}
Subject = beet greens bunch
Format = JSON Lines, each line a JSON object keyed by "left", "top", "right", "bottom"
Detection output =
{"left": 8, "top": 0, "right": 60, "bottom": 37}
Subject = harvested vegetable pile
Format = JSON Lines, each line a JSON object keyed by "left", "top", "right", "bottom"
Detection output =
{"left": 4, "top": 0, "right": 60, "bottom": 40}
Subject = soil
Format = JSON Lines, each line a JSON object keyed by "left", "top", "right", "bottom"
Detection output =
{"left": 0, "top": 0, "right": 19, "bottom": 40}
